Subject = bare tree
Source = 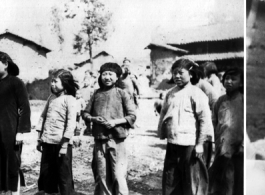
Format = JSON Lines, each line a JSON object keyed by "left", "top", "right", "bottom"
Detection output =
{"left": 65, "top": 0, "right": 111, "bottom": 70}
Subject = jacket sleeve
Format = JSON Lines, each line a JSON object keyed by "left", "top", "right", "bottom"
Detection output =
{"left": 36, "top": 95, "right": 53, "bottom": 133}
{"left": 15, "top": 78, "right": 31, "bottom": 133}
{"left": 121, "top": 90, "right": 136, "bottom": 128}
{"left": 82, "top": 90, "right": 95, "bottom": 122}
{"left": 157, "top": 93, "right": 170, "bottom": 139}
{"left": 212, "top": 98, "right": 220, "bottom": 131}
{"left": 63, "top": 96, "right": 77, "bottom": 139}
{"left": 193, "top": 91, "right": 214, "bottom": 144}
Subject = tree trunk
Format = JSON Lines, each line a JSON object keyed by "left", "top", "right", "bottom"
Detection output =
{"left": 88, "top": 39, "right": 93, "bottom": 71}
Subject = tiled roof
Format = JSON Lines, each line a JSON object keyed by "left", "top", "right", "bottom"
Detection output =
{"left": 182, "top": 51, "right": 244, "bottom": 61}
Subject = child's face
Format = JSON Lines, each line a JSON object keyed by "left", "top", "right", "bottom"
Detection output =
{"left": 51, "top": 77, "right": 64, "bottom": 94}
{"left": 172, "top": 67, "right": 191, "bottom": 87}
{"left": 0, "top": 61, "right": 8, "bottom": 77}
{"left": 101, "top": 71, "right": 118, "bottom": 87}
{"left": 223, "top": 73, "right": 242, "bottom": 93}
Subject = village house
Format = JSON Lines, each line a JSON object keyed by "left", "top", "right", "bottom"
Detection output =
{"left": 146, "top": 21, "right": 244, "bottom": 87}
{"left": 145, "top": 43, "right": 188, "bottom": 86}
{"left": 74, "top": 51, "right": 114, "bottom": 71}
{"left": 0, "top": 29, "right": 52, "bottom": 99}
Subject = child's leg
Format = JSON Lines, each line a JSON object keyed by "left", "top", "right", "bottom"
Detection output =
{"left": 162, "top": 143, "right": 185, "bottom": 195}
{"left": 108, "top": 139, "right": 129, "bottom": 195}
{"left": 38, "top": 144, "right": 60, "bottom": 194}
{"left": 11, "top": 173, "right": 20, "bottom": 195}
{"left": 58, "top": 145, "right": 74, "bottom": 195}
{"left": 93, "top": 140, "right": 112, "bottom": 195}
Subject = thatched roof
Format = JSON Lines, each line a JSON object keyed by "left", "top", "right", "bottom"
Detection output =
{"left": 183, "top": 51, "right": 244, "bottom": 61}
{"left": 160, "top": 22, "right": 244, "bottom": 45}
{"left": 145, "top": 43, "right": 188, "bottom": 53}
{"left": 0, "top": 30, "right": 51, "bottom": 53}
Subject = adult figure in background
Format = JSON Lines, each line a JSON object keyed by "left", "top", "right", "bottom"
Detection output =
{"left": 0, "top": 51, "right": 31, "bottom": 195}
{"left": 117, "top": 58, "right": 141, "bottom": 108}
{"left": 193, "top": 66, "right": 219, "bottom": 111}
{"left": 117, "top": 65, "right": 140, "bottom": 107}
{"left": 201, "top": 61, "right": 224, "bottom": 97}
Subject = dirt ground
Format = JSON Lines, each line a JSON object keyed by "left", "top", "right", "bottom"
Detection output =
{"left": 18, "top": 99, "right": 165, "bottom": 195}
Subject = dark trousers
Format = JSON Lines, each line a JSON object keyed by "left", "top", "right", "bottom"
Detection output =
{"left": 0, "top": 142, "right": 25, "bottom": 192}
{"left": 208, "top": 152, "right": 243, "bottom": 195}
{"left": 162, "top": 143, "right": 209, "bottom": 195}
{"left": 38, "top": 143, "right": 74, "bottom": 195}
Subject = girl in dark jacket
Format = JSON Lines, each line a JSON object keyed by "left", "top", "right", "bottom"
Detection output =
{"left": 0, "top": 51, "right": 31, "bottom": 195}
{"left": 83, "top": 63, "right": 136, "bottom": 195}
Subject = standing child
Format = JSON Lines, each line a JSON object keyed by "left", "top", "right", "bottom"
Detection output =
{"left": 36, "top": 69, "right": 78, "bottom": 195}
{"left": 0, "top": 51, "right": 31, "bottom": 195}
{"left": 209, "top": 68, "right": 244, "bottom": 195}
{"left": 83, "top": 63, "right": 136, "bottom": 195}
{"left": 157, "top": 58, "right": 214, "bottom": 195}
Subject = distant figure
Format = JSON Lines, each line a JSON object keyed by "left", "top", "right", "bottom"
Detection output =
{"left": 0, "top": 51, "right": 31, "bottom": 195}
{"left": 193, "top": 66, "right": 219, "bottom": 111}
{"left": 36, "top": 69, "right": 78, "bottom": 195}
{"left": 201, "top": 61, "right": 224, "bottom": 97}
{"left": 75, "top": 90, "right": 86, "bottom": 136}
{"left": 117, "top": 61, "right": 141, "bottom": 108}
{"left": 209, "top": 68, "right": 244, "bottom": 195}
{"left": 154, "top": 92, "right": 165, "bottom": 116}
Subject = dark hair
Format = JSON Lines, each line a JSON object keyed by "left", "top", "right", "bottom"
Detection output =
{"left": 171, "top": 58, "right": 200, "bottom": 85}
{"left": 0, "top": 51, "right": 19, "bottom": 76}
{"left": 222, "top": 67, "right": 244, "bottom": 93}
{"left": 201, "top": 61, "right": 218, "bottom": 78}
{"left": 98, "top": 63, "right": 122, "bottom": 89}
{"left": 51, "top": 69, "right": 79, "bottom": 97}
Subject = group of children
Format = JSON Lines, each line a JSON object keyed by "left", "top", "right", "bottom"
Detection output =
{"left": 157, "top": 58, "right": 243, "bottom": 195}
{"left": 0, "top": 50, "right": 243, "bottom": 195}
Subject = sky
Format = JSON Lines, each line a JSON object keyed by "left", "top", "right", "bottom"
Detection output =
{"left": 0, "top": 0, "right": 244, "bottom": 63}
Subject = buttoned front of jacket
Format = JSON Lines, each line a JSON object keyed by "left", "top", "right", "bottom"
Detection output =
{"left": 158, "top": 83, "right": 213, "bottom": 146}
{"left": 36, "top": 94, "right": 77, "bottom": 144}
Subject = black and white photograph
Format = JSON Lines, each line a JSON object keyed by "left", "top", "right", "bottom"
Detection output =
{"left": 246, "top": 0, "right": 265, "bottom": 194}
{"left": 0, "top": 0, "right": 244, "bottom": 194}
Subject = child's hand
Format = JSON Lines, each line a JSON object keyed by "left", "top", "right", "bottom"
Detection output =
{"left": 92, "top": 116, "right": 106, "bottom": 124}
{"left": 105, "top": 120, "right": 116, "bottom": 129}
{"left": 36, "top": 142, "right": 42, "bottom": 153}
{"left": 195, "top": 144, "right": 204, "bottom": 158}
{"left": 16, "top": 133, "right": 24, "bottom": 145}
{"left": 59, "top": 147, "right": 67, "bottom": 157}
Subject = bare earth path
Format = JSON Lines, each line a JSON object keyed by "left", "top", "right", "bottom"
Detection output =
{"left": 20, "top": 99, "right": 165, "bottom": 195}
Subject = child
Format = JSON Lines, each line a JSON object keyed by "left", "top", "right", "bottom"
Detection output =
{"left": 36, "top": 69, "right": 78, "bottom": 195}
{"left": 82, "top": 63, "right": 136, "bottom": 195}
{"left": 208, "top": 68, "right": 244, "bottom": 195}
{"left": 201, "top": 61, "right": 224, "bottom": 97}
{"left": 157, "top": 58, "right": 213, "bottom": 195}
{"left": 0, "top": 51, "right": 31, "bottom": 195}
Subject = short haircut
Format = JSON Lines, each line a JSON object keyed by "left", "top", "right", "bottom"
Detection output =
{"left": 222, "top": 67, "right": 244, "bottom": 93}
{"left": 201, "top": 61, "right": 218, "bottom": 77}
